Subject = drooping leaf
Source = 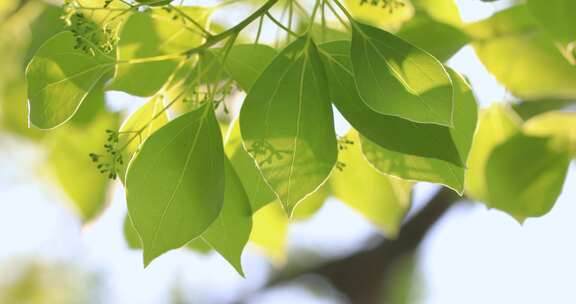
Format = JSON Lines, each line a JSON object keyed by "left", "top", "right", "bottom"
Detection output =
{"left": 464, "top": 104, "right": 522, "bottom": 202}
{"left": 46, "top": 110, "right": 118, "bottom": 222}
{"left": 201, "top": 159, "right": 253, "bottom": 276}
{"left": 26, "top": 31, "right": 114, "bottom": 129}
{"left": 331, "top": 130, "right": 412, "bottom": 238}
{"left": 240, "top": 36, "right": 337, "bottom": 215}
{"left": 397, "top": 14, "right": 468, "bottom": 62}
{"left": 249, "top": 201, "right": 289, "bottom": 266}
{"left": 523, "top": 111, "right": 576, "bottom": 156}
{"left": 320, "top": 40, "right": 462, "bottom": 165}
{"left": 360, "top": 69, "right": 477, "bottom": 193}
{"left": 351, "top": 22, "right": 454, "bottom": 126}
{"left": 222, "top": 44, "right": 277, "bottom": 92}
{"left": 126, "top": 103, "right": 224, "bottom": 266}
{"left": 109, "top": 6, "right": 211, "bottom": 96}
{"left": 225, "top": 120, "right": 277, "bottom": 212}
{"left": 467, "top": 5, "right": 576, "bottom": 100}
{"left": 123, "top": 214, "right": 141, "bottom": 249}
{"left": 117, "top": 96, "right": 170, "bottom": 183}
{"left": 344, "top": 0, "right": 414, "bottom": 30}
{"left": 486, "top": 133, "right": 571, "bottom": 220}
{"left": 527, "top": 0, "right": 576, "bottom": 45}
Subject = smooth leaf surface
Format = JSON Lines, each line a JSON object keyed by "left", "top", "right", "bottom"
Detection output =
{"left": 109, "top": 6, "right": 211, "bottom": 96}
{"left": 486, "top": 133, "right": 571, "bottom": 220}
{"left": 201, "top": 160, "right": 253, "bottom": 276}
{"left": 351, "top": 22, "right": 454, "bottom": 126}
{"left": 223, "top": 44, "right": 277, "bottom": 92}
{"left": 249, "top": 201, "right": 288, "bottom": 266}
{"left": 360, "top": 69, "right": 477, "bottom": 193}
{"left": 468, "top": 6, "right": 576, "bottom": 100}
{"left": 523, "top": 111, "right": 576, "bottom": 156}
{"left": 291, "top": 183, "right": 330, "bottom": 221}
{"left": 464, "top": 104, "right": 522, "bottom": 202}
{"left": 240, "top": 37, "right": 337, "bottom": 215}
{"left": 117, "top": 96, "right": 169, "bottom": 183}
{"left": 331, "top": 130, "right": 412, "bottom": 237}
{"left": 46, "top": 111, "right": 117, "bottom": 222}
{"left": 26, "top": 31, "right": 114, "bottom": 129}
{"left": 126, "top": 103, "right": 224, "bottom": 266}
{"left": 527, "top": 0, "right": 576, "bottom": 45}
{"left": 225, "top": 120, "right": 277, "bottom": 212}
{"left": 397, "top": 15, "right": 468, "bottom": 62}
{"left": 320, "top": 40, "right": 462, "bottom": 165}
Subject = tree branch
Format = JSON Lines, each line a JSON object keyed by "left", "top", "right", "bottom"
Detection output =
{"left": 248, "top": 187, "right": 461, "bottom": 304}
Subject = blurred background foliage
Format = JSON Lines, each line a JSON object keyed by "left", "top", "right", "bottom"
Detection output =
{"left": 1, "top": 0, "right": 575, "bottom": 303}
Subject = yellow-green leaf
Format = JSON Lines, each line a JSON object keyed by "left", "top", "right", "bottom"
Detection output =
{"left": 523, "top": 111, "right": 576, "bottom": 156}
{"left": 26, "top": 32, "right": 114, "bottom": 129}
{"left": 240, "top": 37, "right": 337, "bottom": 215}
{"left": 331, "top": 130, "right": 412, "bottom": 238}
{"left": 126, "top": 103, "right": 224, "bottom": 266}
{"left": 249, "top": 201, "right": 289, "bottom": 266}
{"left": 464, "top": 104, "right": 522, "bottom": 202}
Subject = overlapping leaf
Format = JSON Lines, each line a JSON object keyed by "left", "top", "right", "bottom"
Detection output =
{"left": 26, "top": 32, "right": 114, "bottom": 129}
{"left": 126, "top": 103, "right": 224, "bottom": 266}
{"left": 240, "top": 36, "right": 337, "bottom": 215}
{"left": 109, "top": 6, "right": 211, "bottom": 96}
{"left": 351, "top": 22, "right": 454, "bottom": 126}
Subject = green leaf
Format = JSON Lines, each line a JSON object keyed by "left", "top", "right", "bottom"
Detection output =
{"left": 464, "top": 104, "right": 522, "bottom": 202}
{"left": 486, "top": 133, "right": 571, "bottom": 220}
{"left": 123, "top": 214, "right": 141, "bottom": 249}
{"left": 225, "top": 120, "right": 277, "bottom": 212}
{"left": 26, "top": 31, "right": 114, "bottom": 129}
{"left": 291, "top": 183, "right": 330, "bottom": 221}
{"left": 397, "top": 14, "right": 468, "bottom": 62}
{"left": 46, "top": 111, "right": 118, "bottom": 222}
{"left": 523, "top": 111, "right": 576, "bottom": 156}
{"left": 201, "top": 159, "right": 253, "bottom": 276}
{"left": 117, "top": 96, "right": 170, "bottom": 183}
{"left": 344, "top": 0, "right": 414, "bottom": 30}
{"left": 351, "top": 22, "right": 454, "bottom": 126}
{"left": 467, "top": 6, "right": 576, "bottom": 100}
{"left": 109, "top": 6, "right": 211, "bottom": 97}
{"left": 411, "top": 0, "right": 463, "bottom": 26}
{"left": 320, "top": 40, "right": 462, "bottom": 165}
{"left": 240, "top": 36, "right": 337, "bottom": 216}
{"left": 360, "top": 69, "right": 477, "bottom": 193}
{"left": 527, "top": 0, "right": 576, "bottom": 45}
{"left": 331, "top": 130, "right": 412, "bottom": 238}
{"left": 222, "top": 44, "right": 277, "bottom": 92}
{"left": 249, "top": 201, "right": 289, "bottom": 266}
{"left": 126, "top": 103, "right": 224, "bottom": 266}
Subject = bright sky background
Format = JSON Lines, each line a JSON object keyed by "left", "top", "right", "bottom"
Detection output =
{"left": 1, "top": 1, "right": 575, "bottom": 303}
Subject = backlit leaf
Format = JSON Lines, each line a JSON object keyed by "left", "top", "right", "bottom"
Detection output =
{"left": 249, "top": 201, "right": 289, "bottom": 266}
{"left": 360, "top": 69, "right": 477, "bottom": 193}
{"left": 486, "top": 133, "right": 571, "bottom": 220}
{"left": 223, "top": 44, "right": 277, "bottom": 91}
{"left": 240, "top": 36, "right": 337, "bottom": 215}
{"left": 201, "top": 160, "right": 253, "bottom": 276}
{"left": 320, "top": 40, "right": 462, "bottom": 165}
{"left": 46, "top": 110, "right": 118, "bottom": 222}
{"left": 351, "top": 22, "right": 454, "bottom": 126}
{"left": 26, "top": 32, "right": 114, "bottom": 129}
{"left": 464, "top": 104, "right": 522, "bottom": 202}
{"left": 225, "top": 120, "right": 277, "bottom": 212}
{"left": 527, "top": 0, "right": 576, "bottom": 45}
{"left": 126, "top": 103, "right": 224, "bottom": 266}
{"left": 109, "top": 6, "right": 211, "bottom": 96}
{"left": 523, "top": 111, "right": 576, "bottom": 156}
{"left": 331, "top": 130, "right": 412, "bottom": 237}
{"left": 117, "top": 96, "right": 169, "bottom": 183}
{"left": 344, "top": 0, "right": 414, "bottom": 30}
{"left": 467, "top": 6, "right": 576, "bottom": 100}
